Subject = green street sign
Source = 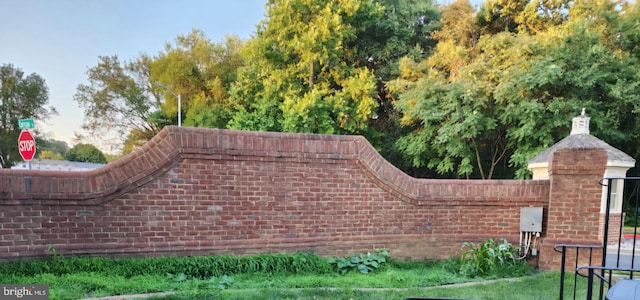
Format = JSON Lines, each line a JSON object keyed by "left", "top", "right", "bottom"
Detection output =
{"left": 18, "top": 119, "right": 34, "bottom": 129}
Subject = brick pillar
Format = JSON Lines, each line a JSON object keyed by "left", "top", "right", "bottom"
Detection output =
{"left": 538, "top": 147, "right": 608, "bottom": 270}
{"left": 601, "top": 213, "right": 623, "bottom": 246}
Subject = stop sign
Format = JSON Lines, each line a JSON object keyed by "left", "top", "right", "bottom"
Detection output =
{"left": 18, "top": 130, "right": 36, "bottom": 161}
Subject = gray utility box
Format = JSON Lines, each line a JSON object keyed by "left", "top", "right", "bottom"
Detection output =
{"left": 520, "top": 207, "right": 543, "bottom": 232}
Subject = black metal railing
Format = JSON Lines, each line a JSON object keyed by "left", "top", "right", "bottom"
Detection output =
{"left": 556, "top": 178, "right": 640, "bottom": 300}
{"left": 576, "top": 266, "right": 640, "bottom": 300}
{"left": 554, "top": 244, "right": 604, "bottom": 299}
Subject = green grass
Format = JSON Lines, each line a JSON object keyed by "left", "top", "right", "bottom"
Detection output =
{"left": 0, "top": 252, "right": 588, "bottom": 300}
{"left": 155, "top": 271, "right": 605, "bottom": 300}
{"left": 2, "top": 272, "right": 174, "bottom": 300}
{"left": 147, "top": 272, "right": 589, "bottom": 300}
{"left": 0, "top": 252, "right": 330, "bottom": 278}
{"left": 624, "top": 226, "right": 639, "bottom": 234}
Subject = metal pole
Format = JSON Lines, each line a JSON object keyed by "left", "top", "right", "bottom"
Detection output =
{"left": 586, "top": 268, "right": 594, "bottom": 299}
{"left": 559, "top": 245, "right": 566, "bottom": 300}
{"left": 154, "top": 82, "right": 181, "bottom": 127}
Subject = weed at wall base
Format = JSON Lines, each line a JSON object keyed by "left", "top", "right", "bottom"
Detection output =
{"left": 327, "top": 249, "right": 390, "bottom": 274}
{"left": 459, "top": 239, "right": 531, "bottom": 278}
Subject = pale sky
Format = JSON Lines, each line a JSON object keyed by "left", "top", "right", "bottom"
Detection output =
{"left": 0, "top": 0, "right": 266, "bottom": 152}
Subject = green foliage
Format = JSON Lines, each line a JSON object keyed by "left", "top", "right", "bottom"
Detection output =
{"left": 36, "top": 138, "right": 69, "bottom": 160}
{"left": 228, "top": 0, "right": 380, "bottom": 135}
{"left": 459, "top": 239, "right": 526, "bottom": 277}
{"left": 38, "top": 150, "right": 64, "bottom": 160}
{"left": 392, "top": 0, "right": 640, "bottom": 179}
{"left": 478, "top": 0, "right": 571, "bottom": 34}
{"left": 75, "top": 30, "right": 244, "bottom": 153}
{"left": 167, "top": 273, "right": 234, "bottom": 290}
{"left": 0, "top": 64, "right": 57, "bottom": 168}
{"left": 74, "top": 55, "right": 161, "bottom": 153}
{"left": 624, "top": 214, "right": 639, "bottom": 227}
{"left": 154, "top": 273, "right": 563, "bottom": 300}
{"left": 150, "top": 30, "right": 245, "bottom": 131}
{"left": 498, "top": 24, "right": 640, "bottom": 176}
{"left": 183, "top": 104, "right": 231, "bottom": 128}
{"left": 66, "top": 0, "right": 640, "bottom": 178}
{"left": 1, "top": 253, "right": 545, "bottom": 300}
{"left": 64, "top": 143, "right": 107, "bottom": 164}
{"left": 617, "top": 2, "right": 640, "bottom": 57}
{"left": 4, "top": 270, "right": 566, "bottom": 300}
{"left": 210, "top": 275, "right": 234, "bottom": 290}
{"left": 353, "top": 0, "right": 441, "bottom": 164}
{"left": 15, "top": 272, "right": 172, "bottom": 300}
{"left": 0, "top": 252, "right": 331, "bottom": 279}
{"left": 328, "top": 249, "right": 390, "bottom": 274}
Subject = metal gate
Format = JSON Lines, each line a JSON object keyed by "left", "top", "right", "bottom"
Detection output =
{"left": 557, "top": 177, "right": 640, "bottom": 300}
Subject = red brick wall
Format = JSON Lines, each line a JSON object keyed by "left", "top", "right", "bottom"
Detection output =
{"left": 600, "top": 213, "right": 623, "bottom": 246}
{"left": 0, "top": 126, "right": 560, "bottom": 265}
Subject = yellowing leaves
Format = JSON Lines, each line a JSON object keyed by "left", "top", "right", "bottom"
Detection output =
{"left": 427, "top": 40, "right": 470, "bottom": 80}
{"left": 336, "top": 68, "right": 377, "bottom": 121}
{"left": 230, "top": 0, "right": 379, "bottom": 134}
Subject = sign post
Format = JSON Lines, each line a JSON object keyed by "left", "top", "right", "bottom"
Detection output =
{"left": 18, "top": 130, "right": 36, "bottom": 169}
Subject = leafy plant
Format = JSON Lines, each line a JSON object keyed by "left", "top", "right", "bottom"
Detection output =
{"left": 167, "top": 273, "right": 234, "bottom": 290}
{"left": 328, "top": 249, "right": 390, "bottom": 274}
{"left": 207, "top": 275, "right": 234, "bottom": 290}
{"left": 460, "top": 239, "right": 519, "bottom": 277}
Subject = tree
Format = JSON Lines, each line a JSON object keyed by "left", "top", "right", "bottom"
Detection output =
{"left": 38, "top": 150, "right": 64, "bottom": 160}
{"left": 74, "top": 55, "right": 162, "bottom": 154}
{"left": 150, "top": 30, "right": 245, "bottom": 129}
{"left": 37, "top": 138, "right": 68, "bottom": 160}
{"left": 228, "top": 0, "right": 380, "bottom": 135}
{"left": 499, "top": 23, "right": 640, "bottom": 175}
{"left": 359, "top": 0, "right": 441, "bottom": 174}
{"left": 479, "top": 0, "right": 571, "bottom": 34}
{"left": 613, "top": 1, "right": 640, "bottom": 56}
{"left": 390, "top": 0, "right": 640, "bottom": 179}
{"left": 390, "top": 0, "right": 498, "bottom": 178}
{"left": 64, "top": 143, "right": 107, "bottom": 164}
{"left": 0, "top": 64, "right": 57, "bottom": 168}
{"left": 75, "top": 30, "right": 246, "bottom": 154}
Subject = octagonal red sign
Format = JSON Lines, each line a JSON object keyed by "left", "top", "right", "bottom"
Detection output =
{"left": 18, "top": 130, "right": 36, "bottom": 161}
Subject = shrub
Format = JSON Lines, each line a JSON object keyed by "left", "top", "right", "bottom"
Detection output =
{"left": 624, "top": 210, "right": 640, "bottom": 227}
